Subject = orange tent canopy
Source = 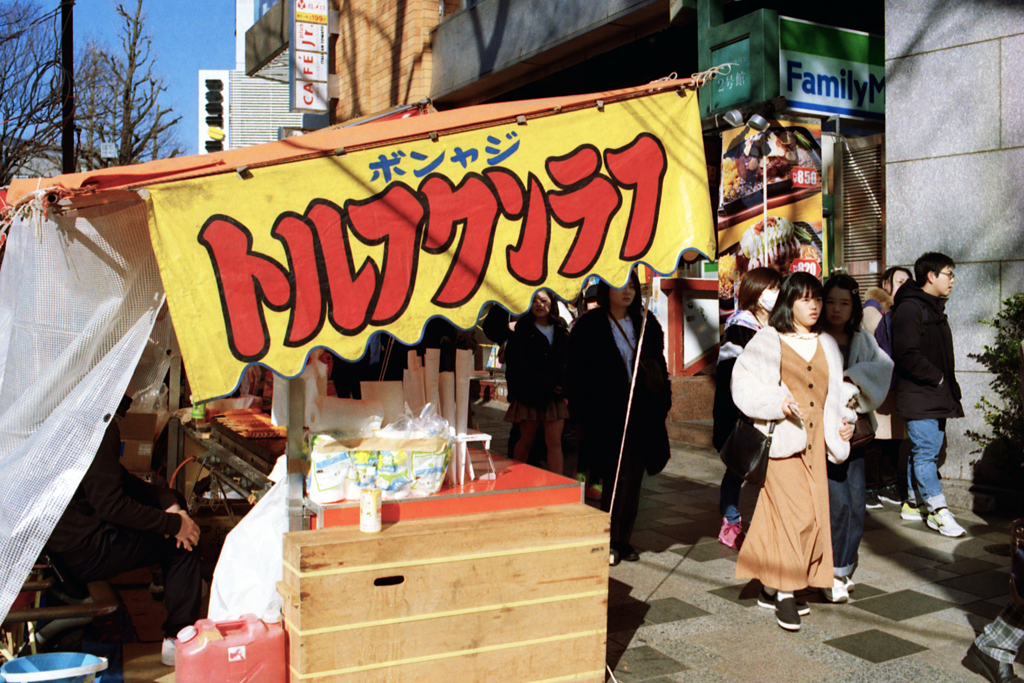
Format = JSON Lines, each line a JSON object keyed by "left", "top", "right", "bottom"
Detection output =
{"left": 9, "top": 79, "right": 698, "bottom": 208}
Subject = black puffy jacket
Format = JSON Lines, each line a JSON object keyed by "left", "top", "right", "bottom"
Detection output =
{"left": 891, "top": 281, "right": 963, "bottom": 420}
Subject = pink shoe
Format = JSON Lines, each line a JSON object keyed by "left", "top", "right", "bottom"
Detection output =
{"left": 718, "top": 518, "right": 744, "bottom": 549}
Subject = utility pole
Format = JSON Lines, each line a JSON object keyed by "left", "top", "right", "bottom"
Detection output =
{"left": 61, "top": 0, "right": 75, "bottom": 175}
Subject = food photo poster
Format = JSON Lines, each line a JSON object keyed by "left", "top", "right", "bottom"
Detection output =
{"left": 716, "top": 119, "right": 825, "bottom": 320}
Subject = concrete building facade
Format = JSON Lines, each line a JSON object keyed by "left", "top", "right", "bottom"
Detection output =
{"left": 885, "top": 0, "right": 1024, "bottom": 487}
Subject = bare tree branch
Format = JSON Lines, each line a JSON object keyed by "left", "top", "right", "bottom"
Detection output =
{"left": 76, "top": 0, "right": 183, "bottom": 169}
{"left": 0, "top": 0, "right": 64, "bottom": 183}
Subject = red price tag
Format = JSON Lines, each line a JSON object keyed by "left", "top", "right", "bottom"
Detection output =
{"left": 791, "top": 259, "right": 821, "bottom": 277}
{"left": 791, "top": 167, "right": 820, "bottom": 188}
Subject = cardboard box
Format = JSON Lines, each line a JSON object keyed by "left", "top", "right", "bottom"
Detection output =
{"left": 119, "top": 411, "right": 159, "bottom": 472}
{"left": 280, "top": 504, "right": 609, "bottom": 682}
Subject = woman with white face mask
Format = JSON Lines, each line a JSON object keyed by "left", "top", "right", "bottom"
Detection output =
{"left": 712, "top": 267, "right": 782, "bottom": 549}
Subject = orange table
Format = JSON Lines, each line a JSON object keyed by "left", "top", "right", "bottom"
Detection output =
{"left": 306, "top": 450, "right": 583, "bottom": 528}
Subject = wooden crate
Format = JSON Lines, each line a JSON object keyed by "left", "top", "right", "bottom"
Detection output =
{"left": 280, "top": 503, "right": 609, "bottom": 682}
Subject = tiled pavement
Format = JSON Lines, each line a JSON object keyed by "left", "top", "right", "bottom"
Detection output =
{"left": 602, "top": 448, "right": 1019, "bottom": 683}
{"left": 472, "top": 401, "right": 1020, "bottom": 683}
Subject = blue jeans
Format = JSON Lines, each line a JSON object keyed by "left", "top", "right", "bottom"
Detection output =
{"left": 827, "top": 449, "right": 866, "bottom": 577}
{"left": 719, "top": 469, "right": 743, "bottom": 523}
{"left": 906, "top": 418, "right": 948, "bottom": 512}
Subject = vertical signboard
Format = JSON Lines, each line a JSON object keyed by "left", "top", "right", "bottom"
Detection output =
{"left": 198, "top": 70, "right": 230, "bottom": 154}
{"left": 779, "top": 16, "right": 884, "bottom": 120}
{"left": 289, "top": 0, "right": 329, "bottom": 114}
{"left": 710, "top": 39, "right": 751, "bottom": 113}
{"left": 716, "top": 119, "right": 825, "bottom": 319}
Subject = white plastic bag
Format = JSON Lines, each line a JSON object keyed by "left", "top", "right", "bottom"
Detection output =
{"left": 207, "top": 479, "right": 288, "bottom": 622}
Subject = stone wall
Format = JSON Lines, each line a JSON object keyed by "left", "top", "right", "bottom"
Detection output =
{"left": 886, "top": 0, "right": 1024, "bottom": 482}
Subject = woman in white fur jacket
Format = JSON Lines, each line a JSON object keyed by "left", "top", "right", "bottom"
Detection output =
{"left": 820, "top": 275, "right": 894, "bottom": 604}
{"left": 730, "top": 272, "right": 853, "bottom": 632}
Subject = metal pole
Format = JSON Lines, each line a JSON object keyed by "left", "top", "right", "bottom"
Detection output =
{"left": 168, "top": 325, "right": 183, "bottom": 494}
{"left": 286, "top": 377, "right": 306, "bottom": 532}
{"left": 60, "top": 1, "right": 75, "bottom": 174}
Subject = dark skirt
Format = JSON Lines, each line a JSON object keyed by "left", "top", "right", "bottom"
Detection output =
{"left": 504, "top": 397, "right": 570, "bottom": 423}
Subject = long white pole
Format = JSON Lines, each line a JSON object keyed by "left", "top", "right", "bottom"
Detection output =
{"left": 762, "top": 145, "right": 768, "bottom": 229}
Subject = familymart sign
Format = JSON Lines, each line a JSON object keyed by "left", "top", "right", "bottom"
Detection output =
{"left": 780, "top": 17, "right": 884, "bottom": 121}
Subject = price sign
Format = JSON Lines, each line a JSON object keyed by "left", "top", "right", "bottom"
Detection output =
{"left": 791, "top": 259, "right": 821, "bottom": 277}
{"left": 791, "top": 166, "right": 820, "bottom": 188}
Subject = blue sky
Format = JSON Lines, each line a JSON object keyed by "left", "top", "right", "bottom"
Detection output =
{"left": 74, "top": 0, "right": 238, "bottom": 156}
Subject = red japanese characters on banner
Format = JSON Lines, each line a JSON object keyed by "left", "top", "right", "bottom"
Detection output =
{"left": 198, "top": 134, "right": 668, "bottom": 363}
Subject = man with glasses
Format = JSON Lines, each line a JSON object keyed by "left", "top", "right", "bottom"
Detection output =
{"left": 889, "top": 252, "right": 965, "bottom": 537}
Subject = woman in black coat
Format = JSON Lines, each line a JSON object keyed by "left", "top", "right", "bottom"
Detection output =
{"left": 566, "top": 269, "right": 672, "bottom": 566}
{"left": 504, "top": 289, "right": 570, "bottom": 476}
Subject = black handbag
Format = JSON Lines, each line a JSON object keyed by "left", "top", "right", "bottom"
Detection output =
{"left": 719, "top": 416, "right": 776, "bottom": 486}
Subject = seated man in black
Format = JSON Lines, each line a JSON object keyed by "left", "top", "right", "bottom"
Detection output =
{"left": 45, "top": 399, "right": 202, "bottom": 667}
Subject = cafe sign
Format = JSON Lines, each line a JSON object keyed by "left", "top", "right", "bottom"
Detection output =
{"left": 289, "top": 0, "right": 330, "bottom": 114}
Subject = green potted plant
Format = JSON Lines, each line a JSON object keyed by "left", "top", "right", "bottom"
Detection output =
{"left": 967, "top": 292, "right": 1024, "bottom": 491}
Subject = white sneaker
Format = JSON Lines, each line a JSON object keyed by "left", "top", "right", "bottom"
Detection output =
{"left": 927, "top": 508, "right": 966, "bottom": 537}
{"left": 822, "top": 577, "right": 849, "bottom": 603}
{"left": 843, "top": 575, "right": 855, "bottom": 593}
{"left": 161, "top": 638, "right": 176, "bottom": 667}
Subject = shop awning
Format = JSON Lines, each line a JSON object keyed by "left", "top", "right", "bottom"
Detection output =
{"left": 10, "top": 79, "right": 714, "bottom": 402}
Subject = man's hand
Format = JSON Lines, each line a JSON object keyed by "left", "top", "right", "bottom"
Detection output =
{"left": 174, "top": 510, "right": 201, "bottom": 551}
{"left": 163, "top": 503, "right": 182, "bottom": 540}
{"left": 839, "top": 421, "right": 854, "bottom": 442}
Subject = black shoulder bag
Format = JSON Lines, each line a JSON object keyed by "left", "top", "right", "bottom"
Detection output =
{"left": 719, "top": 416, "right": 775, "bottom": 486}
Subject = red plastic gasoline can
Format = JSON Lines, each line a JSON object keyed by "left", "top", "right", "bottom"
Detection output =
{"left": 175, "top": 613, "right": 286, "bottom": 683}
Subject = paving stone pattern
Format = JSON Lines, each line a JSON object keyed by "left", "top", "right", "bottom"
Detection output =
{"left": 468, "top": 402, "right": 1019, "bottom": 682}
{"left": 599, "top": 443, "right": 1020, "bottom": 682}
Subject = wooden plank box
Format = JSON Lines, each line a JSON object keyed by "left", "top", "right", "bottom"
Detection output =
{"left": 280, "top": 503, "right": 609, "bottom": 683}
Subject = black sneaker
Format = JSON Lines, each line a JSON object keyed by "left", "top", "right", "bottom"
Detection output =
{"left": 775, "top": 596, "right": 801, "bottom": 631}
{"left": 758, "top": 588, "right": 809, "bottom": 615}
{"left": 613, "top": 543, "right": 640, "bottom": 562}
{"left": 878, "top": 485, "right": 901, "bottom": 505}
{"left": 865, "top": 490, "right": 883, "bottom": 509}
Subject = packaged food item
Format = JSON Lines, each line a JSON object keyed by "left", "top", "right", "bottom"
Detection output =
{"left": 410, "top": 442, "right": 452, "bottom": 495}
{"left": 377, "top": 449, "right": 414, "bottom": 496}
{"left": 305, "top": 435, "right": 353, "bottom": 505}
{"left": 348, "top": 450, "right": 379, "bottom": 499}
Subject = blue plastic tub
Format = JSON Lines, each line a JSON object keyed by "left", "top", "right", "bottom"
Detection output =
{"left": 0, "top": 653, "right": 106, "bottom": 683}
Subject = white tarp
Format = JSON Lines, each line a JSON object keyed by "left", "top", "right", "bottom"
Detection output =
{"left": 0, "top": 196, "right": 164, "bottom": 625}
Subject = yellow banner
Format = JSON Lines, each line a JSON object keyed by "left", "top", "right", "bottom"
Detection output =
{"left": 146, "top": 89, "right": 714, "bottom": 401}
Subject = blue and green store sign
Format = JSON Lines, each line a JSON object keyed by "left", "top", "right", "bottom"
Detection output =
{"left": 696, "top": 2, "right": 884, "bottom": 122}
{"left": 779, "top": 17, "right": 884, "bottom": 121}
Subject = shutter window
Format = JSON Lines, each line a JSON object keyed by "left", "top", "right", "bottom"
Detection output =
{"left": 836, "top": 134, "right": 885, "bottom": 290}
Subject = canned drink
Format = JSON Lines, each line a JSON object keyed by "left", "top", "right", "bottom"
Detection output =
{"left": 359, "top": 486, "right": 382, "bottom": 533}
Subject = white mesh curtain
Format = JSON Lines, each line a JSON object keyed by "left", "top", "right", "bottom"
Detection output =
{"left": 0, "top": 196, "right": 164, "bottom": 625}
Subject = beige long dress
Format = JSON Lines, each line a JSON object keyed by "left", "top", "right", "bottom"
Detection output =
{"left": 735, "top": 340, "right": 834, "bottom": 591}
